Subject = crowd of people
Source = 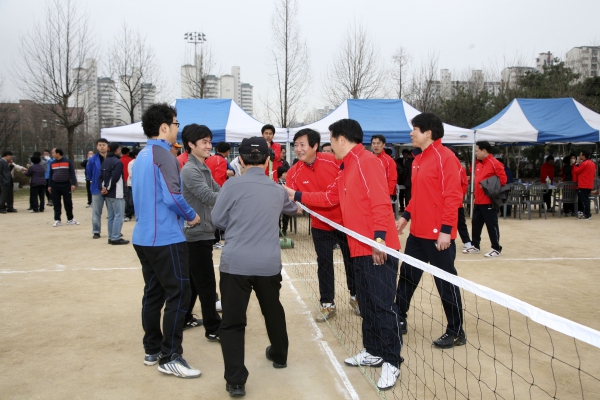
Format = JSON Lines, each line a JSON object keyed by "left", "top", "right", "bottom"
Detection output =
{"left": 3, "top": 102, "right": 598, "bottom": 397}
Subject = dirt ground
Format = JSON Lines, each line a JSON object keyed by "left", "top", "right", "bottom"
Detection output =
{"left": 1, "top": 191, "right": 599, "bottom": 399}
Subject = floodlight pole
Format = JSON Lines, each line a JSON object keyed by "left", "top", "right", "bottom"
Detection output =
{"left": 184, "top": 32, "right": 207, "bottom": 98}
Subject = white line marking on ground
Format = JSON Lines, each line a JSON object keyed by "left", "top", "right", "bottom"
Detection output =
{"left": 281, "top": 267, "right": 359, "bottom": 400}
{"left": 0, "top": 266, "right": 140, "bottom": 274}
{"left": 458, "top": 257, "right": 600, "bottom": 262}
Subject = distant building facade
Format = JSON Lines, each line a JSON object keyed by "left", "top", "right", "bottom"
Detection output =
{"left": 566, "top": 46, "right": 599, "bottom": 80}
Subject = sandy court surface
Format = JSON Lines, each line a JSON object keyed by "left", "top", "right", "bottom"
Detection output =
{"left": 1, "top": 192, "right": 599, "bottom": 399}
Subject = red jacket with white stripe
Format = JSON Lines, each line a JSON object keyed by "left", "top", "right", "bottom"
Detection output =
{"left": 375, "top": 151, "right": 399, "bottom": 196}
{"left": 298, "top": 144, "right": 400, "bottom": 257}
{"left": 285, "top": 152, "right": 343, "bottom": 231}
{"left": 404, "top": 140, "right": 463, "bottom": 240}
{"left": 572, "top": 159, "right": 596, "bottom": 189}
{"left": 205, "top": 153, "right": 228, "bottom": 187}
{"left": 474, "top": 154, "right": 507, "bottom": 205}
{"left": 265, "top": 142, "right": 282, "bottom": 182}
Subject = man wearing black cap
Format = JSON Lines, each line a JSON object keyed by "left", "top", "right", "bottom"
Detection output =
{"left": 211, "top": 136, "right": 298, "bottom": 398}
{"left": 99, "top": 142, "right": 129, "bottom": 245}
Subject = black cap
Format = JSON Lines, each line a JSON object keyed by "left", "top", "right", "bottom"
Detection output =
{"left": 108, "top": 142, "right": 120, "bottom": 152}
{"left": 239, "top": 137, "right": 269, "bottom": 155}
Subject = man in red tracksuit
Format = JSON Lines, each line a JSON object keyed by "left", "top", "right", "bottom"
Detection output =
{"left": 261, "top": 124, "right": 281, "bottom": 182}
{"left": 466, "top": 141, "right": 507, "bottom": 257}
{"left": 455, "top": 153, "right": 473, "bottom": 251}
{"left": 371, "top": 134, "right": 399, "bottom": 200}
{"left": 396, "top": 113, "right": 466, "bottom": 350}
{"left": 572, "top": 149, "right": 596, "bottom": 220}
{"left": 286, "top": 128, "right": 358, "bottom": 322}
{"left": 285, "top": 119, "right": 402, "bottom": 391}
{"left": 205, "top": 142, "right": 232, "bottom": 187}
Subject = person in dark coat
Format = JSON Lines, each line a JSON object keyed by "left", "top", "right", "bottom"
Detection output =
{"left": 25, "top": 155, "right": 47, "bottom": 213}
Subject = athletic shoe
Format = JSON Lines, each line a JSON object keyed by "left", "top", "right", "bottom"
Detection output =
{"left": 144, "top": 352, "right": 162, "bottom": 366}
{"left": 93, "top": 233, "right": 100, "bottom": 239}
{"left": 484, "top": 249, "right": 501, "bottom": 258}
{"left": 463, "top": 246, "right": 480, "bottom": 254}
{"left": 7, "top": 209, "right": 17, "bottom": 213}
{"left": 86, "top": 204, "right": 91, "bottom": 208}
{"left": 315, "top": 303, "right": 337, "bottom": 322}
{"left": 206, "top": 333, "right": 220, "bottom": 342}
{"left": 47, "top": 202, "right": 53, "bottom": 206}
{"left": 183, "top": 317, "right": 203, "bottom": 330}
{"left": 433, "top": 331, "right": 467, "bottom": 349}
{"left": 265, "top": 345, "right": 287, "bottom": 368}
{"left": 53, "top": 220, "right": 62, "bottom": 227}
{"left": 66, "top": 219, "right": 80, "bottom": 225}
{"left": 0, "top": 210, "right": 5, "bottom": 214}
{"left": 226, "top": 383, "right": 246, "bottom": 397}
{"left": 377, "top": 362, "right": 400, "bottom": 391}
{"left": 333, "top": 243, "right": 341, "bottom": 250}
{"left": 462, "top": 243, "right": 469, "bottom": 250}
{"left": 213, "top": 242, "right": 224, "bottom": 250}
{"left": 124, "top": 217, "right": 131, "bottom": 222}
{"left": 111, "top": 238, "right": 130, "bottom": 245}
{"left": 157, "top": 354, "right": 201, "bottom": 379}
{"left": 344, "top": 349, "right": 383, "bottom": 367}
{"left": 216, "top": 299, "right": 222, "bottom": 313}
{"left": 30, "top": 210, "right": 37, "bottom": 213}
{"left": 27, "top": 207, "right": 32, "bottom": 210}
{"left": 349, "top": 296, "right": 360, "bottom": 316}
{"left": 578, "top": 215, "right": 591, "bottom": 220}
{"left": 399, "top": 319, "right": 408, "bottom": 335}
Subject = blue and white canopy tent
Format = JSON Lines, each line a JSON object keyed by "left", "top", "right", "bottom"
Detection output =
{"left": 473, "top": 98, "right": 600, "bottom": 144}
{"left": 101, "top": 99, "right": 284, "bottom": 143}
{"left": 289, "top": 99, "right": 474, "bottom": 145}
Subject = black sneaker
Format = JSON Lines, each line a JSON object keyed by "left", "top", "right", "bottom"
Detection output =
{"left": 206, "top": 333, "right": 220, "bottom": 342}
{"left": 144, "top": 352, "right": 162, "bottom": 366}
{"left": 111, "top": 238, "right": 130, "bottom": 245}
{"left": 183, "top": 317, "right": 203, "bottom": 330}
{"left": 399, "top": 319, "right": 408, "bottom": 335}
{"left": 265, "top": 345, "right": 287, "bottom": 368}
{"left": 93, "top": 233, "right": 100, "bottom": 239}
{"left": 433, "top": 331, "right": 467, "bottom": 349}
{"left": 226, "top": 383, "right": 246, "bottom": 397}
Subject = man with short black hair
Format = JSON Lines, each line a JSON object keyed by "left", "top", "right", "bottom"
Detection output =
{"left": 0, "top": 151, "right": 17, "bottom": 213}
{"left": 132, "top": 103, "right": 201, "bottom": 379}
{"left": 398, "top": 149, "right": 413, "bottom": 212}
{"left": 572, "top": 149, "right": 596, "bottom": 220}
{"left": 371, "top": 134, "right": 398, "bottom": 202}
{"left": 212, "top": 136, "right": 298, "bottom": 397}
{"left": 285, "top": 119, "right": 402, "bottom": 391}
{"left": 396, "top": 113, "right": 466, "bottom": 351}
{"left": 99, "top": 142, "right": 128, "bottom": 245}
{"left": 205, "top": 142, "right": 233, "bottom": 187}
{"left": 321, "top": 142, "right": 333, "bottom": 154}
{"left": 261, "top": 124, "right": 281, "bottom": 182}
{"left": 48, "top": 148, "right": 79, "bottom": 227}
{"left": 86, "top": 138, "right": 109, "bottom": 239}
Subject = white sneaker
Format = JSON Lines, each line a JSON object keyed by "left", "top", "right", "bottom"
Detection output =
{"left": 484, "top": 249, "right": 501, "bottom": 257}
{"left": 53, "top": 220, "right": 62, "bottom": 227}
{"left": 377, "top": 362, "right": 400, "bottom": 391}
{"left": 463, "top": 246, "right": 480, "bottom": 254}
{"left": 215, "top": 300, "right": 222, "bottom": 313}
{"left": 157, "top": 354, "right": 201, "bottom": 379}
{"left": 124, "top": 217, "right": 131, "bottom": 222}
{"left": 344, "top": 349, "right": 383, "bottom": 367}
{"left": 213, "top": 242, "right": 224, "bottom": 250}
{"left": 66, "top": 219, "right": 80, "bottom": 225}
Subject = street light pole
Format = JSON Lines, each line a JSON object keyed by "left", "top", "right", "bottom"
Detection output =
{"left": 183, "top": 32, "right": 207, "bottom": 98}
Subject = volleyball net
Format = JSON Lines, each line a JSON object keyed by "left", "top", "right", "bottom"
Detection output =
{"left": 280, "top": 204, "right": 600, "bottom": 399}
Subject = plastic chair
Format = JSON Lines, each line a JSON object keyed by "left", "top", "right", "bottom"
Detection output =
{"left": 590, "top": 178, "right": 600, "bottom": 214}
{"left": 524, "top": 183, "right": 548, "bottom": 220}
{"left": 553, "top": 181, "right": 578, "bottom": 218}
{"left": 503, "top": 183, "right": 526, "bottom": 220}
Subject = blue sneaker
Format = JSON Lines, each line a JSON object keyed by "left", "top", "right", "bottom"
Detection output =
{"left": 157, "top": 354, "right": 201, "bottom": 379}
{"left": 144, "top": 352, "right": 162, "bottom": 366}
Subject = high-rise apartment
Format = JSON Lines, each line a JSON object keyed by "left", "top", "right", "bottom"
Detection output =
{"left": 566, "top": 46, "right": 599, "bottom": 80}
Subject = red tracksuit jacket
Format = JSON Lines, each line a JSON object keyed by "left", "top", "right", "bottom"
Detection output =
{"left": 299, "top": 144, "right": 400, "bottom": 257}
{"left": 404, "top": 139, "right": 463, "bottom": 240}
{"left": 572, "top": 159, "right": 596, "bottom": 189}
{"left": 286, "top": 152, "right": 343, "bottom": 231}
{"left": 474, "top": 155, "right": 507, "bottom": 205}
{"left": 540, "top": 163, "right": 555, "bottom": 182}
{"left": 205, "top": 153, "right": 228, "bottom": 187}
{"left": 265, "top": 142, "right": 282, "bottom": 182}
{"left": 375, "top": 152, "right": 399, "bottom": 196}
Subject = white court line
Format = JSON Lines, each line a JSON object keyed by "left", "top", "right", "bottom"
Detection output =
{"left": 0, "top": 266, "right": 140, "bottom": 274}
{"left": 459, "top": 257, "right": 600, "bottom": 262}
{"left": 281, "top": 267, "right": 359, "bottom": 400}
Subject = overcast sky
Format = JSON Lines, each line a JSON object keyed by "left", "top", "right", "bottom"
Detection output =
{"left": 1, "top": 0, "right": 599, "bottom": 120}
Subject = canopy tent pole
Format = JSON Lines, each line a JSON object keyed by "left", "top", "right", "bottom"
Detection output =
{"left": 469, "top": 135, "right": 476, "bottom": 218}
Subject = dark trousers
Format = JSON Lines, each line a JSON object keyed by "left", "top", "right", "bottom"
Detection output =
{"left": 311, "top": 227, "right": 355, "bottom": 304}
{"left": 85, "top": 179, "right": 92, "bottom": 205}
{"left": 353, "top": 255, "right": 402, "bottom": 368}
{"left": 543, "top": 191, "right": 552, "bottom": 211}
{"left": 134, "top": 242, "right": 191, "bottom": 360}
{"left": 399, "top": 186, "right": 412, "bottom": 211}
{"left": 457, "top": 207, "right": 471, "bottom": 244}
{"left": 279, "top": 214, "right": 290, "bottom": 235}
{"left": 0, "top": 183, "right": 14, "bottom": 210}
{"left": 472, "top": 204, "right": 501, "bottom": 252}
{"left": 578, "top": 189, "right": 591, "bottom": 218}
{"left": 214, "top": 229, "right": 224, "bottom": 244}
{"left": 396, "top": 235, "right": 464, "bottom": 336}
{"left": 219, "top": 272, "right": 288, "bottom": 385}
{"left": 51, "top": 182, "right": 73, "bottom": 221}
{"left": 185, "top": 240, "right": 221, "bottom": 335}
{"left": 125, "top": 186, "right": 134, "bottom": 218}
{"left": 30, "top": 185, "right": 45, "bottom": 212}
{"left": 45, "top": 179, "right": 52, "bottom": 204}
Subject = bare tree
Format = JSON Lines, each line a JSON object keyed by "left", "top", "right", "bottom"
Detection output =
{"left": 107, "top": 24, "right": 162, "bottom": 125}
{"left": 14, "top": 0, "right": 95, "bottom": 162}
{"left": 405, "top": 53, "right": 440, "bottom": 112}
{"left": 265, "top": 0, "right": 311, "bottom": 128}
{"left": 180, "top": 40, "right": 218, "bottom": 99}
{"left": 391, "top": 47, "right": 411, "bottom": 99}
{"left": 323, "top": 22, "right": 385, "bottom": 106}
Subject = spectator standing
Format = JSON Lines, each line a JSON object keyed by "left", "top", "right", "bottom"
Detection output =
{"left": 48, "top": 148, "right": 79, "bottom": 227}
{"left": 455, "top": 153, "right": 473, "bottom": 249}
{"left": 560, "top": 154, "right": 576, "bottom": 215}
{"left": 465, "top": 141, "right": 507, "bottom": 257}
{"left": 572, "top": 149, "right": 596, "bottom": 220}
{"left": 180, "top": 124, "right": 222, "bottom": 340}
{"left": 86, "top": 139, "right": 109, "bottom": 239}
{"left": 42, "top": 149, "right": 53, "bottom": 206}
{"left": 285, "top": 119, "right": 402, "bottom": 391}
{"left": 279, "top": 147, "right": 290, "bottom": 169}
{"left": 80, "top": 150, "right": 94, "bottom": 207}
{"left": 371, "top": 135, "right": 398, "bottom": 201}
{"left": 131, "top": 103, "right": 201, "bottom": 378}
{"left": 211, "top": 136, "right": 298, "bottom": 397}
{"left": 277, "top": 166, "right": 291, "bottom": 238}
{"left": 99, "top": 142, "right": 128, "bottom": 245}
{"left": 205, "top": 142, "right": 232, "bottom": 187}
{"left": 0, "top": 151, "right": 17, "bottom": 213}
{"left": 261, "top": 124, "right": 281, "bottom": 182}
{"left": 321, "top": 143, "right": 333, "bottom": 154}
{"left": 25, "top": 155, "right": 47, "bottom": 213}
{"left": 120, "top": 147, "right": 133, "bottom": 218}
{"left": 125, "top": 148, "right": 138, "bottom": 221}
{"left": 398, "top": 149, "right": 413, "bottom": 212}
{"left": 230, "top": 155, "right": 245, "bottom": 177}
{"left": 540, "top": 155, "right": 555, "bottom": 211}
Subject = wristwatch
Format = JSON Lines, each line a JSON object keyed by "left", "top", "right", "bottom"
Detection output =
{"left": 375, "top": 238, "right": 385, "bottom": 244}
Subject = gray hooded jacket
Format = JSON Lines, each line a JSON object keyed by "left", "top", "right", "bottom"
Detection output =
{"left": 181, "top": 154, "right": 221, "bottom": 242}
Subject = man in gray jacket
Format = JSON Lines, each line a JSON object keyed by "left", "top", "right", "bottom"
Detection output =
{"left": 212, "top": 137, "right": 298, "bottom": 398}
{"left": 180, "top": 124, "right": 222, "bottom": 340}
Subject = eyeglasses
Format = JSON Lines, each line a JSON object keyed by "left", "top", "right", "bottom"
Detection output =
{"left": 171, "top": 122, "right": 180, "bottom": 128}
